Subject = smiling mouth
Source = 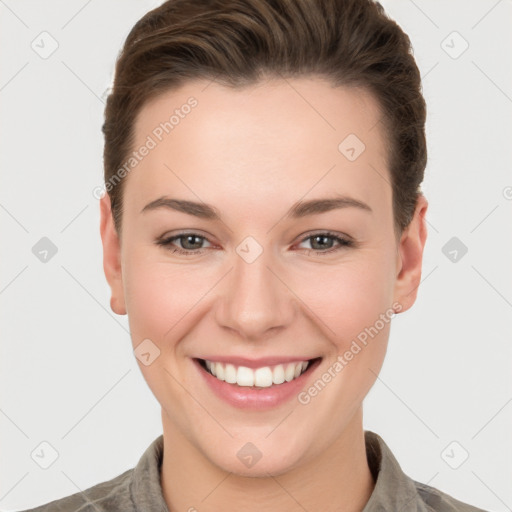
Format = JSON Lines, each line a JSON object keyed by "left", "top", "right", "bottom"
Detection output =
{"left": 196, "top": 357, "right": 322, "bottom": 388}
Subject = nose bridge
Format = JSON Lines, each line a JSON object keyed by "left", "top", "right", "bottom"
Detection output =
{"left": 215, "top": 237, "right": 294, "bottom": 340}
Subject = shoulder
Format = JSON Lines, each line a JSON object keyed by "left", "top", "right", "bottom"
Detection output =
{"left": 15, "top": 467, "right": 134, "bottom": 512}
{"left": 363, "top": 430, "right": 490, "bottom": 512}
{"left": 413, "top": 479, "right": 490, "bottom": 512}
{"left": 16, "top": 434, "right": 167, "bottom": 512}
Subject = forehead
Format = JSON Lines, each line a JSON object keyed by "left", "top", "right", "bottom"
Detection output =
{"left": 126, "top": 77, "right": 390, "bottom": 217}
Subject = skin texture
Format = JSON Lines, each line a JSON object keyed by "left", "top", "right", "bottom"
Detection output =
{"left": 100, "top": 77, "right": 428, "bottom": 512}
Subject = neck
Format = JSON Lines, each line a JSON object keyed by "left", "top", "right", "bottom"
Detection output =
{"left": 160, "top": 407, "right": 375, "bottom": 512}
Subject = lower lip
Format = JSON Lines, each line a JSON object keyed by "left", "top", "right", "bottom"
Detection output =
{"left": 193, "top": 357, "right": 322, "bottom": 410}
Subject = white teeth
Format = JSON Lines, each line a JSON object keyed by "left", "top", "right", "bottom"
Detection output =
{"left": 215, "top": 362, "right": 225, "bottom": 381}
{"left": 237, "top": 366, "right": 254, "bottom": 386}
{"left": 272, "top": 364, "right": 285, "bottom": 384}
{"left": 224, "top": 363, "right": 237, "bottom": 384}
{"left": 284, "top": 363, "right": 295, "bottom": 382}
{"left": 254, "top": 367, "right": 273, "bottom": 388}
{"left": 203, "top": 359, "right": 311, "bottom": 387}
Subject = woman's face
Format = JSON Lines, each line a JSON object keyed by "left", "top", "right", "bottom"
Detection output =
{"left": 100, "top": 77, "right": 427, "bottom": 476}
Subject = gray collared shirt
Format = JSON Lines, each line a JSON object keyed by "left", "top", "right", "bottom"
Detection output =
{"left": 18, "top": 430, "right": 488, "bottom": 511}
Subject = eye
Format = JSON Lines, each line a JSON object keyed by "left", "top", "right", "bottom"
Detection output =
{"left": 155, "top": 230, "right": 354, "bottom": 256}
{"left": 296, "top": 231, "right": 354, "bottom": 255}
{"left": 156, "top": 232, "right": 212, "bottom": 255}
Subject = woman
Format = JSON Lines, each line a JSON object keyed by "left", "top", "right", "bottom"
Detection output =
{"left": 19, "top": 0, "right": 488, "bottom": 510}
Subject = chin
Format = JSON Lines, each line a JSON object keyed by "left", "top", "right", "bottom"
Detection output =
{"left": 204, "top": 437, "right": 307, "bottom": 478}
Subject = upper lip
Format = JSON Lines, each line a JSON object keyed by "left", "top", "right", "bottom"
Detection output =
{"left": 195, "top": 355, "right": 320, "bottom": 369}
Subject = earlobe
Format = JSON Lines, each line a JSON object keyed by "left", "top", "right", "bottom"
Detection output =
{"left": 99, "top": 194, "right": 127, "bottom": 315}
{"left": 392, "top": 194, "right": 429, "bottom": 313}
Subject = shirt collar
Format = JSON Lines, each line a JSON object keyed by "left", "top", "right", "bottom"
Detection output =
{"left": 129, "top": 430, "right": 427, "bottom": 511}
{"left": 362, "top": 430, "right": 429, "bottom": 511}
{"left": 130, "top": 434, "right": 170, "bottom": 511}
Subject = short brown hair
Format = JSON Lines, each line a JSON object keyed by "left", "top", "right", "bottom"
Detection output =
{"left": 102, "top": 0, "right": 427, "bottom": 239}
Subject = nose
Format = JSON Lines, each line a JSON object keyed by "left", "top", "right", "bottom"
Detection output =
{"left": 215, "top": 244, "right": 296, "bottom": 341}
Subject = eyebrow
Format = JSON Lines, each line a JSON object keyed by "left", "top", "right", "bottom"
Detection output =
{"left": 140, "top": 195, "right": 372, "bottom": 220}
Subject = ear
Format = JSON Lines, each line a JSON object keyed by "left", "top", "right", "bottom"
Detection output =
{"left": 393, "top": 194, "right": 429, "bottom": 313}
{"left": 99, "top": 193, "right": 126, "bottom": 315}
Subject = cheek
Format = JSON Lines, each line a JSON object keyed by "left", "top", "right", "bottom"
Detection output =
{"left": 121, "top": 254, "right": 209, "bottom": 408}
{"left": 122, "top": 252, "right": 207, "bottom": 343}
{"left": 124, "top": 270, "right": 171, "bottom": 342}
{"left": 291, "top": 252, "right": 396, "bottom": 345}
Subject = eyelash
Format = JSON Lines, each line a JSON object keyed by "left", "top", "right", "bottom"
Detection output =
{"left": 155, "top": 231, "right": 354, "bottom": 256}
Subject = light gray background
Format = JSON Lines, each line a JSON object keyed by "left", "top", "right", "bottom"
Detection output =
{"left": 1, "top": 1, "right": 511, "bottom": 510}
